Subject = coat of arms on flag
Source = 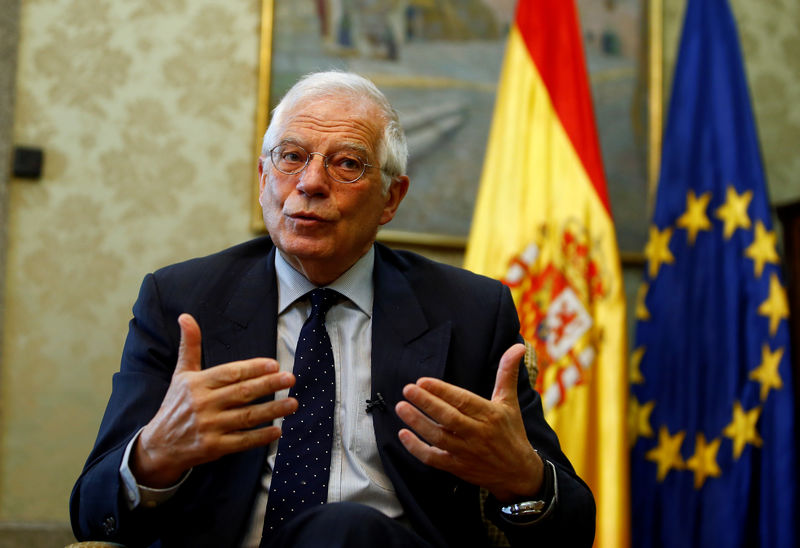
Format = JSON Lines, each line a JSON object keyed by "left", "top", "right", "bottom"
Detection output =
{"left": 501, "top": 220, "right": 610, "bottom": 413}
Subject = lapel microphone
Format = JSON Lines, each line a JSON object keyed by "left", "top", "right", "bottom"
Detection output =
{"left": 365, "top": 393, "right": 386, "bottom": 413}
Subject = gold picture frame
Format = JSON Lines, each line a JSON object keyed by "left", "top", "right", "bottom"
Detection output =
{"left": 251, "top": 1, "right": 663, "bottom": 258}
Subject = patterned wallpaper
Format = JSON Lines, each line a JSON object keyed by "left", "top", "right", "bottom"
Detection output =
{"left": 1, "top": 0, "right": 799, "bottom": 524}
{"left": 2, "top": 0, "right": 260, "bottom": 520}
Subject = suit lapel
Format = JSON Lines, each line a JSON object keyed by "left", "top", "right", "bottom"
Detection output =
{"left": 371, "top": 246, "right": 451, "bottom": 398}
{"left": 370, "top": 247, "right": 451, "bottom": 467}
{"left": 369, "top": 247, "right": 454, "bottom": 545}
{"left": 201, "top": 246, "right": 279, "bottom": 368}
{"left": 191, "top": 245, "right": 278, "bottom": 546}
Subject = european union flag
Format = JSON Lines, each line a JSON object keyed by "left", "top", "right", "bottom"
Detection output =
{"left": 630, "top": 0, "right": 797, "bottom": 546}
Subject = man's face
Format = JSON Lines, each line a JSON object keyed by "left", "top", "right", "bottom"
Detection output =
{"left": 259, "top": 96, "right": 408, "bottom": 285}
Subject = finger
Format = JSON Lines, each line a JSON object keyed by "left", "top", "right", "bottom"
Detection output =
{"left": 399, "top": 387, "right": 479, "bottom": 439}
{"left": 215, "top": 424, "right": 284, "bottom": 456}
{"left": 491, "top": 343, "right": 526, "bottom": 404}
{"left": 395, "top": 400, "right": 458, "bottom": 451}
{"left": 413, "top": 377, "right": 488, "bottom": 418}
{"left": 204, "top": 358, "right": 282, "bottom": 389}
{"left": 211, "top": 370, "right": 295, "bottom": 406}
{"left": 175, "top": 313, "right": 202, "bottom": 373}
{"left": 397, "top": 428, "right": 452, "bottom": 469}
{"left": 216, "top": 397, "right": 298, "bottom": 432}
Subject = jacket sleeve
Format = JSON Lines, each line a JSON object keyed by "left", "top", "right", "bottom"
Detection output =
{"left": 485, "top": 286, "right": 597, "bottom": 547}
{"left": 69, "top": 272, "right": 180, "bottom": 547}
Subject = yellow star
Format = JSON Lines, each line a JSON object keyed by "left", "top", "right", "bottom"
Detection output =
{"left": 715, "top": 186, "right": 752, "bottom": 239}
{"left": 636, "top": 283, "right": 650, "bottom": 321}
{"left": 644, "top": 225, "right": 674, "bottom": 278}
{"left": 645, "top": 426, "right": 685, "bottom": 481}
{"left": 745, "top": 221, "right": 779, "bottom": 278}
{"left": 676, "top": 190, "right": 712, "bottom": 245}
{"left": 749, "top": 344, "right": 784, "bottom": 401}
{"left": 758, "top": 273, "right": 789, "bottom": 336}
{"left": 630, "top": 346, "right": 646, "bottom": 384}
{"left": 685, "top": 433, "right": 722, "bottom": 489}
{"left": 628, "top": 395, "right": 655, "bottom": 447}
{"left": 722, "top": 401, "right": 763, "bottom": 459}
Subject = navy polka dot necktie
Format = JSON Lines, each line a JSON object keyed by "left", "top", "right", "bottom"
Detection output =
{"left": 262, "top": 288, "right": 338, "bottom": 538}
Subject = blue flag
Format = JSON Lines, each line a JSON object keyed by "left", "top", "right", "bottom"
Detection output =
{"left": 630, "top": 0, "right": 797, "bottom": 546}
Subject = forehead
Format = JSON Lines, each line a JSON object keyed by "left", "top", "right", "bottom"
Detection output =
{"left": 279, "top": 96, "right": 384, "bottom": 154}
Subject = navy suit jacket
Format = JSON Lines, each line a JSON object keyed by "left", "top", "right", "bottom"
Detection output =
{"left": 70, "top": 237, "right": 595, "bottom": 547}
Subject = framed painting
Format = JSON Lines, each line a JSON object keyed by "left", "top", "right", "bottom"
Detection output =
{"left": 252, "top": 0, "right": 662, "bottom": 257}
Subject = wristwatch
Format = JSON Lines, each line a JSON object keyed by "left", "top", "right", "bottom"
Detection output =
{"left": 497, "top": 459, "right": 558, "bottom": 524}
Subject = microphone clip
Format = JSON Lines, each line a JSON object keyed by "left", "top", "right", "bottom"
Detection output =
{"left": 365, "top": 392, "right": 386, "bottom": 413}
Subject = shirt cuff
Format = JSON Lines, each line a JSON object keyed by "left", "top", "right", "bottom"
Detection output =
{"left": 119, "top": 427, "right": 191, "bottom": 510}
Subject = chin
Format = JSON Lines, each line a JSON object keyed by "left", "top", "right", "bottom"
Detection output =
{"left": 275, "top": 235, "right": 334, "bottom": 260}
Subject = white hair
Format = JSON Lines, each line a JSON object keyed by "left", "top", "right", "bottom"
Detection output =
{"left": 261, "top": 71, "right": 408, "bottom": 192}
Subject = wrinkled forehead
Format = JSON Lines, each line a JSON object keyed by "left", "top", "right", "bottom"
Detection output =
{"left": 279, "top": 95, "right": 386, "bottom": 153}
{"left": 293, "top": 92, "right": 378, "bottom": 116}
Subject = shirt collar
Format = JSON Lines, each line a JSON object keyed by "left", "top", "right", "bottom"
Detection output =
{"left": 275, "top": 246, "right": 375, "bottom": 317}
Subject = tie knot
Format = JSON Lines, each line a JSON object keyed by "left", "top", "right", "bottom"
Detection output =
{"left": 308, "top": 288, "right": 338, "bottom": 317}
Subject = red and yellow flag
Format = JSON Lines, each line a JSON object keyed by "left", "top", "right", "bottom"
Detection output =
{"left": 464, "top": 1, "right": 629, "bottom": 546}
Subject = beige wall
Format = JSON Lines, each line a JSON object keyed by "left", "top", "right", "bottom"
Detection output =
{"left": 1, "top": 0, "right": 798, "bottom": 527}
{"left": 2, "top": 0, "right": 261, "bottom": 522}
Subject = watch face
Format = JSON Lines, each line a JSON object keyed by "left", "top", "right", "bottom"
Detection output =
{"left": 498, "top": 459, "right": 557, "bottom": 523}
{"left": 500, "top": 499, "right": 546, "bottom": 516}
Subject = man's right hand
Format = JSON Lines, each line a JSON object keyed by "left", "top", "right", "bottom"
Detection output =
{"left": 131, "top": 313, "right": 297, "bottom": 488}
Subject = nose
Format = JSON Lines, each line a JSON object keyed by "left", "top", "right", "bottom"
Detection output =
{"left": 295, "top": 153, "right": 331, "bottom": 196}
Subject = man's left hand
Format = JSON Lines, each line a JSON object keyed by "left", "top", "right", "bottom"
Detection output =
{"left": 395, "top": 343, "right": 544, "bottom": 502}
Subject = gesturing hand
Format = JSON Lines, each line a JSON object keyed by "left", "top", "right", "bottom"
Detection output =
{"left": 395, "top": 343, "right": 543, "bottom": 502}
{"left": 132, "top": 313, "right": 298, "bottom": 487}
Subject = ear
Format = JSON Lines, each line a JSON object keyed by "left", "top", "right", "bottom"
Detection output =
{"left": 379, "top": 175, "right": 410, "bottom": 226}
{"left": 258, "top": 156, "right": 267, "bottom": 206}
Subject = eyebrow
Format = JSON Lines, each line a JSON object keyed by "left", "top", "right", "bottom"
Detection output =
{"left": 278, "top": 137, "right": 371, "bottom": 158}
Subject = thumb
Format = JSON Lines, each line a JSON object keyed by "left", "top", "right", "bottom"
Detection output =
{"left": 491, "top": 343, "right": 526, "bottom": 404}
{"left": 175, "top": 313, "right": 202, "bottom": 373}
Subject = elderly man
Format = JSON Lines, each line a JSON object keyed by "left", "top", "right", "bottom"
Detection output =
{"left": 70, "top": 72, "right": 595, "bottom": 547}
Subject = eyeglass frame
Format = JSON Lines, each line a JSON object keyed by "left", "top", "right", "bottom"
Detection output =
{"left": 267, "top": 143, "right": 381, "bottom": 184}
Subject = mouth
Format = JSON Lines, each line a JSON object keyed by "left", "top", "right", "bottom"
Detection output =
{"left": 287, "top": 211, "right": 333, "bottom": 224}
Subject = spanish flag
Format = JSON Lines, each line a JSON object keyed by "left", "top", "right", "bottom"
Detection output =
{"left": 464, "top": 1, "right": 629, "bottom": 546}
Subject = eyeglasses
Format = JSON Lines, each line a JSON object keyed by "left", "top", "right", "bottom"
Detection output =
{"left": 269, "top": 143, "right": 378, "bottom": 184}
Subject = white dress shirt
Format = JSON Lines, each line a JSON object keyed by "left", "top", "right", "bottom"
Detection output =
{"left": 240, "top": 247, "right": 403, "bottom": 546}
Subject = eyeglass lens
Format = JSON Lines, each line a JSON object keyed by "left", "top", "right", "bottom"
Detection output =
{"left": 270, "top": 144, "right": 368, "bottom": 183}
